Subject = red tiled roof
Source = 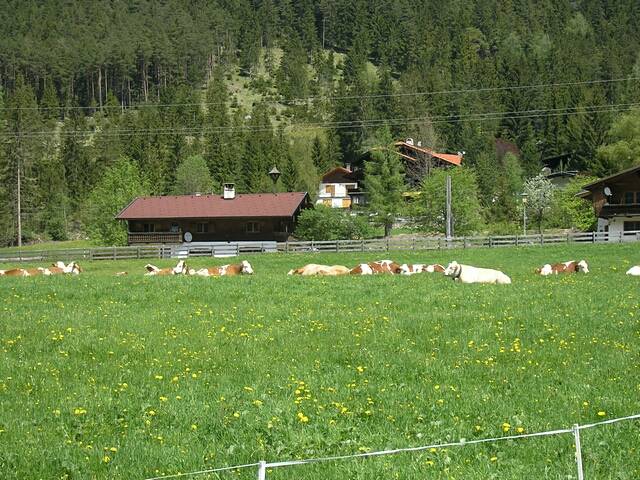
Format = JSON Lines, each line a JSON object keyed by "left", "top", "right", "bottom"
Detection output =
{"left": 395, "top": 141, "right": 463, "bottom": 166}
{"left": 116, "top": 192, "right": 309, "bottom": 219}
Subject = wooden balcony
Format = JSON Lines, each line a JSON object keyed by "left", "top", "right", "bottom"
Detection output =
{"left": 128, "top": 231, "right": 182, "bottom": 244}
{"left": 600, "top": 203, "right": 640, "bottom": 218}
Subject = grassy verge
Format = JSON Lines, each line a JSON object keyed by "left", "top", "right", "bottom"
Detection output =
{"left": 0, "top": 243, "right": 639, "bottom": 479}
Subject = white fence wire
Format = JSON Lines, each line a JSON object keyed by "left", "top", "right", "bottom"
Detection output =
{"left": 143, "top": 413, "right": 640, "bottom": 480}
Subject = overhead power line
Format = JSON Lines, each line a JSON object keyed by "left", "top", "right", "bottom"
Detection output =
{"left": 0, "top": 76, "right": 638, "bottom": 111}
{"left": 0, "top": 100, "right": 637, "bottom": 139}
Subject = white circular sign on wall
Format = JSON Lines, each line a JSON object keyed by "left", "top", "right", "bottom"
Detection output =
{"left": 184, "top": 231, "right": 193, "bottom": 243}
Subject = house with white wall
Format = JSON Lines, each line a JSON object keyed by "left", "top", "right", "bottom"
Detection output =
{"left": 578, "top": 164, "right": 640, "bottom": 235}
{"left": 316, "top": 166, "right": 364, "bottom": 208}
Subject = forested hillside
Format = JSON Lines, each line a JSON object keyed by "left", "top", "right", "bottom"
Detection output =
{"left": 1, "top": 0, "right": 639, "bottom": 245}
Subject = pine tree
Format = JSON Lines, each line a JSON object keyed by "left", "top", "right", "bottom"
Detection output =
{"left": 364, "top": 128, "right": 405, "bottom": 236}
{"left": 2, "top": 75, "right": 44, "bottom": 245}
{"left": 204, "top": 67, "right": 232, "bottom": 187}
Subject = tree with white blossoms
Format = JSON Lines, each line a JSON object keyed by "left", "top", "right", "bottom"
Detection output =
{"left": 523, "top": 174, "right": 554, "bottom": 234}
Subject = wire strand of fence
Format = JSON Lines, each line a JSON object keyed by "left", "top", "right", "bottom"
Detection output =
{"left": 140, "top": 412, "right": 639, "bottom": 480}
{"left": 265, "top": 427, "right": 575, "bottom": 468}
{"left": 578, "top": 412, "right": 640, "bottom": 430}
{"left": 143, "top": 462, "right": 260, "bottom": 480}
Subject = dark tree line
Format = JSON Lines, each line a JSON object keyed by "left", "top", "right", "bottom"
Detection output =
{"left": 0, "top": 0, "right": 639, "bottom": 245}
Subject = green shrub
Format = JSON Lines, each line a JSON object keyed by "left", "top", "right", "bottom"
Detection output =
{"left": 294, "top": 206, "right": 374, "bottom": 240}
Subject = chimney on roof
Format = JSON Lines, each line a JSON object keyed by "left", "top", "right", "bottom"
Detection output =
{"left": 223, "top": 183, "right": 236, "bottom": 199}
{"left": 345, "top": 163, "right": 351, "bottom": 172}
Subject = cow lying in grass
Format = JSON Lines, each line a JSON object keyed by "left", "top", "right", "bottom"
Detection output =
{"left": 350, "top": 260, "right": 402, "bottom": 275}
{"left": 444, "top": 261, "right": 511, "bottom": 284}
{"left": 145, "top": 260, "right": 188, "bottom": 276}
{"left": 288, "top": 264, "right": 350, "bottom": 276}
{"left": 189, "top": 260, "right": 254, "bottom": 276}
{"left": 0, "top": 261, "right": 82, "bottom": 277}
{"left": 398, "top": 263, "right": 445, "bottom": 275}
{"left": 626, "top": 266, "right": 640, "bottom": 276}
{"left": 535, "top": 260, "right": 589, "bottom": 275}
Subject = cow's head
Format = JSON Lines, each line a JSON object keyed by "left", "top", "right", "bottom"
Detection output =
{"left": 444, "top": 261, "right": 461, "bottom": 278}
{"left": 537, "top": 264, "right": 552, "bottom": 276}
{"left": 577, "top": 260, "right": 589, "bottom": 273}
{"left": 53, "top": 261, "right": 66, "bottom": 269}
{"left": 64, "top": 261, "right": 82, "bottom": 274}
{"left": 241, "top": 260, "right": 254, "bottom": 274}
{"left": 398, "top": 264, "right": 411, "bottom": 275}
{"left": 173, "top": 260, "right": 187, "bottom": 275}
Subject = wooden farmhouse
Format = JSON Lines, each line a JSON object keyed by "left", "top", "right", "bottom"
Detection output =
{"left": 394, "top": 138, "right": 463, "bottom": 186}
{"left": 316, "top": 165, "right": 365, "bottom": 209}
{"left": 116, "top": 184, "right": 311, "bottom": 244}
{"left": 578, "top": 164, "right": 640, "bottom": 235}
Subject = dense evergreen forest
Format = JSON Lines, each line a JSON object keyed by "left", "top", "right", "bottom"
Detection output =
{"left": 1, "top": 0, "right": 639, "bottom": 245}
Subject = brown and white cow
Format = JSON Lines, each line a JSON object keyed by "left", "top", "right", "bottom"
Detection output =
{"left": 0, "top": 267, "right": 49, "bottom": 277}
{"left": 398, "top": 263, "right": 445, "bottom": 275}
{"left": 189, "top": 260, "right": 254, "bottom": 277}
{"left": 535, "top": 260, "right": 589, "bottom": 276}
{"left": 145, "top": 260, "right": 188, "bottom": 276}
{"left": 350, "top": 260, "right": 402, "bottom": 275}
{"left": 288, "top": 264, "right": 350, "bottom": 276}
{"left": 48, "top": 261, "right": 82, "bottom": 275}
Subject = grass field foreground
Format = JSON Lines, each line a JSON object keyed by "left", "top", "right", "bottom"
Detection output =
{"left": 1, "top": 243, "right": 639, "bottom": 479}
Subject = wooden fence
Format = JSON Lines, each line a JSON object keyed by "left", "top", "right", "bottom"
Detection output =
{"left": 1, "top": 231, "right": 638, "bottom": 263}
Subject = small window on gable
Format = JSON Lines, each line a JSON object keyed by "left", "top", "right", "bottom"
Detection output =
{"left": 197, "top": 222, "right": 209, "bottom": 233}
{"left": 247, "top": 221, "right": 261, "bottom": 233}
{"left": 143, "top": 223, "right": 155, "bottom": 233}
{"left": 170, "top": 223, "right": 180, "bottom": 233}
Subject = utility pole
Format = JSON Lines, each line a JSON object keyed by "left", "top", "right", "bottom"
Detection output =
{"left": 17, "top": 156, "right": 21, "bottom": 247}
{"left": 445, "top": 175, "right": 452, "bottom": 240}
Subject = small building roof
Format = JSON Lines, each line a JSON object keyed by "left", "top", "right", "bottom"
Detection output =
{"left": 321, "top": 167, "right": 362, "bottom": 184}
{"left": 579, "top": 164, "right": 640, "bottom": 191}
{"left": 394, "top": 141, "right": 463, "bottom": 166}
{"left": 116, "top": 192, "right": 310, "bottom": 220}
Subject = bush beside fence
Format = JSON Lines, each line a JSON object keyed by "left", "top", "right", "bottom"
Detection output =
{"left": 1, "top": 231, "right": 639, "bottom": 263}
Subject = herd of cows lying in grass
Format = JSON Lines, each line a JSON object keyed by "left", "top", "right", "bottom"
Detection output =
{"left": 2, "top": 257, "right": 639, "bottom": 283}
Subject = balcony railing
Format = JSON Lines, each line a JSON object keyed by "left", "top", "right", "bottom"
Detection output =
{"left": 128, "top": 231, "right": 182, "bottom": 244}
{"left": 600, "top": 203, "right": 640, "bottom": 217}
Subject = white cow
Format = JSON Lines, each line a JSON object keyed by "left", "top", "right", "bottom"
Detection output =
{"left": 626, "top": 265, "right": 640, "bottom": 276}
{"left": 444, "top": 261, "right": 511, "bottom": 284}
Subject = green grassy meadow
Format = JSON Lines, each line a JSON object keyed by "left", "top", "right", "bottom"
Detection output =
{"left": 1, "top": 243, "right": 639, "bottom": 479}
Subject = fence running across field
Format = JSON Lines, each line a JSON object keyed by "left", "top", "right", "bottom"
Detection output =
{"left": 143, "top": 413, "right": 640, "bottom": 480}
{"left": 1, "top": 231, "right": 640, "bottom": 264}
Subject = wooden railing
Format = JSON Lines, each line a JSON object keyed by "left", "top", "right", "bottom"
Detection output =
{"left": 1, "top": 231, "right": 639, "bottom": 263}
{"left": 127, "top": 232, "right": 182, "bottom": 244}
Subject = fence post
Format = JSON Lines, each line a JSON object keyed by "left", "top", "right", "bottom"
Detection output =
{"left": 573, "top": 424, "right": 584, "bottom": 480}
{"left": 113, "top": 246, "right": 116, "bottom": 260}
{"left": 361, "top": 239, "right": 365, "bottom": 252}
{"left": 336, "top": 241, "right": 339, "bottom": 252}
{"left": 285, "top": 241, "right": 289, "bottom": 253}
{"left": 489, "top": 237, "right": 493, "bottom": 248}
{"left": 257, "top": 460, "right": 267, "bottom": 480}
{"left": 592, "top": 231, "right": 596, "bottom": 243}
{"left": 515, "top": 235, "right": 519, "bottom": 247}
{"left": 386, "top": 237, "right": 390, "bottom": 251}
{"left": 89, "top": 249, "right": 94, "bottom": 261}
{"left": 463, "top": 236, "right": 467, "bottom": 249}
